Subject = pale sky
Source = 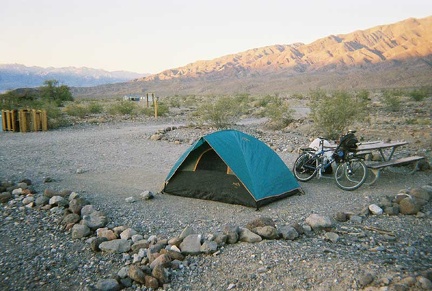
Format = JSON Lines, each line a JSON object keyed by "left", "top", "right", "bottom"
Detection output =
{"left": 1, "top": 0, "right": 431, "bottom": 74}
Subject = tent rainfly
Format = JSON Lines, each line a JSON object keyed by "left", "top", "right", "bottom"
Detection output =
{"left": 163, "top": 129, "right": 302, "bottom": 208}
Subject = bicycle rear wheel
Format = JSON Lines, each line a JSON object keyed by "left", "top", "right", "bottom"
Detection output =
{"left": 335, "top": 159, "right": 367, "bottom": 190}
{"left": 293, "top": 152, "right": 318, "bottom": 182}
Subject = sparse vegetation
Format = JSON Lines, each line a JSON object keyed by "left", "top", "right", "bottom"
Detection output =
{"left": 192, "top": 96, "right": 247, "bottom": 128}
{"left": 409, "top": 87, "right": 429, "bottom": 101}
{"left": 381, "top": 90, "right": 401, "bottom": 112}
{"left": 259, "top": 95, "right": 294, "bottom": 129}
{"left": 309, "top": 89, "right": 368, "bottom": 139}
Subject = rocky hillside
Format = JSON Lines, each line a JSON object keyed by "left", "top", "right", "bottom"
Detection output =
{"left": 146, "top": 17, "right": 432, "bottom": 81}
{"left": 72, "top": 16, "right": 432, "bottom": 98}
{"left": 0, "top": 64, "right": 148, "bottom": 92}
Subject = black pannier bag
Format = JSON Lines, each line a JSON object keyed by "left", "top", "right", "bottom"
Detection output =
{"left": 333, "top": 132, "right": 358, "bottom": 163}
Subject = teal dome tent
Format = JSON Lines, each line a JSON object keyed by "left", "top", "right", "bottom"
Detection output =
{"left": 163, "top": 130, "right": 302, "bottom": 208}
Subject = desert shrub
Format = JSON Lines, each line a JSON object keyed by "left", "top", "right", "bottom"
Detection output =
{"left": 309, "top": 90, "right": 368, "bottom": 139}
{"left": 64, "top": 103, "right": 89, "bottom": 118}
{"left": 108, "top": 101, "right": 138, "bottom": 115}
{"left": 261, "top": 96, "right": 294, "bottom": 129}
{"left": 193, "top": 96, "right": 245, "bottom": 128}
{"left": 87, "top": 102, "right": 104, "bottom": 114}
{"left": 39, "top": 101, "right": 69, "bottom": 129}
{"left": 291, "top": 93, "right": 305, "bottom": 100}
{"left": 356, "top": 89, "right": 370, "bottom": 102}
{"left": 409, "top": 88, "right": 428, "bottom": 101}
{"left": 380, "top": 91, "right": 401, "bottom": 112}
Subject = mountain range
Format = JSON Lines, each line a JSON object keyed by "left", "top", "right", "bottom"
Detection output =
{"left": 3, "top": 16, "right": 431, "bottom": 97}
{"left": 0, "top": 64, "right": 148, "bottom": 93}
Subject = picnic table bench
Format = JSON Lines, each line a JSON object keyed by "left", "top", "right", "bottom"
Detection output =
{"left": 326, "top": 140, "right": 424, "bottom": 185}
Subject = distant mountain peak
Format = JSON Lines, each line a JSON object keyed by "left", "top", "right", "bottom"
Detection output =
{"left": 0, "top": 64, "right": 149, "bottom": 92}
{"left": 138, "top": 16, "right": 432, "bottom": 83}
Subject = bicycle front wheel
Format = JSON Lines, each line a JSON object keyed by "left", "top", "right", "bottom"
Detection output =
{"left": 335, "top": 159, "right": 368, "bottom": 190}
{"left": 293, "top": 152, "right": 318, "bottom": 182}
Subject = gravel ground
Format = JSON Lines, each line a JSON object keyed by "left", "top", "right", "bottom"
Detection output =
{"left": 1, "top": 118, "right": 431, "bottom": 291}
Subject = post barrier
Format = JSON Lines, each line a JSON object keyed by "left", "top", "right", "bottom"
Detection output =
{"left": 1, "top": 109, "right": 48, "bottom": 132}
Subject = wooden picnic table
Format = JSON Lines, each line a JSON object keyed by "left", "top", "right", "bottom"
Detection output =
{"left": 325, "top": 140, "right": 424, "bottom": 185}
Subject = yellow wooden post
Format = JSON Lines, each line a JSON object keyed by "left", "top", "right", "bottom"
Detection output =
{"left": 32, "top": 109, "right": 38, "bottom": 131}
{"left": 1, "top": 110, "right": 6, "bottom": 131}
{"left": 20, "top": 110, "right": 25, "bottom": 132}
{"left": 11, "top": 110, "right": 18, "bottom": 132}
{"left": 6, "top": 110, "right": 11, "bottom": 131}
{"left": 41, "top": 110, "right": 48, "bottom": 131}
{"left": 154, "top": 97, "right": 158, "bottom": 119}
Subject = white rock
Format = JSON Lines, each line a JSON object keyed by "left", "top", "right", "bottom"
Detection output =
{"left": 125, "top": 196, "right": 135, "bottom": 203}
{"left": 369, "top": 204, "right": 383, "bottom": 215}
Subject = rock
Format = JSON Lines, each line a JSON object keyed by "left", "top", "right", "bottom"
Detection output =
{"left": 239, "top": 227, "right": 263, "bottom": 243}
{"left": 180, "top": 234, "right": 202, "bottom": 255}
{"left": 140, "top": 190, "right": 154, "bottom": 200}
{"left": 254, "top": 226, "right": 278, "bottom": 239}
{"left": 145, "top": 275, "right": 160, "bottom": 289}
{"left": 131, "top": 240, "right": 150, "bottom": 252}
{"left": 128, "top": 264, "right": 146, "bottom": 284}
{"left": 179, "top": 226, "right": 195, "bottom": 240}
{"left": 369, "top": 204, "right": 383, "bottom": 215}
{"left": 81, "top": 204, "right": 97, "bottom": 216}
{"left": 395, "top": 193, "right": 410, "bottom": 204}
{"left": 223, "top": 224, "right": 239, "bottom": 244}
{"left": 150, "top": 134, "right": 163, "bottom": 141}
{"left": 68, "top": 192, "right": 80, "bottom": 200}
{"left": 409, "top": 188, "right": 430, "bottom": 206}
{"left": 246, "top": 217, "right": 276, "bottom": 230}
{"left": 350, "top": 215, "right": 363, "bottom": 224}
{"left": 417, "top": 276, "right": 432, "bottom": 290}
{"left": 168, "top": 236, "right": 182, "bottom": 247}
{"left": 152, "top": 265, "right": 169, "bottom": 284}
{"left": 0, "top": 192, "right": 12, "bottom": 203}
{"left": 61, "top": 213, "right": 81, "bottom": 225}
{"left": 147, "top": 234, "right": 158, "bottom": 244}
{"left": 150, "top": 254, "right": 171, "bottom": 269}
{"left": 99, "top": 239, "right": 131, "bottom": 253}
{"left": 278, "top": 226, "right": 299, "bottom": 240}
{"left": 125, "top": 196, "right": 135, "bottom": 203}
{"left": 399, "top": 197, "right": 421, "bottom": 215}
{"left": 358, "top": 272, "right": 374, "bottom": 287}
{"left": 379, "top": 196, "right": 393, "bottom": 208}
{"left": 82, "top": 211, "right": 108, "bottom": 230}
{"left": 305, "top": 214, "right": 334, "bottom": 230}
{"left": 117, "top": 266, "right": 129, "bottom": 279}
{"left": 69, "top": 197, "right": 89, "bottom": 214}
{"left": 324, "top": 232, "right": 339, "bottom": 243}
{"left": 35, "top": 195, "right": 49, "bottom": 206}
{"left": 57, "top": 189, "right": 72, "bottom": 197}
{"left": 291, "top": 222, "right": 305, "bottom": 235}
{"left": 200, "top": 240, "right": 219, "bottom": 254}
{"left": 120, "top": 228, "right": 137, "bottom": 240}
{"left": 22, "top": 196, "right": 35, "bottom": 205}
{"left": 162, "top": 249, "right": 185, "bottom": 261}
{"left": 49, "top": 196, "right": 68, "bottom": 207}
{"left": 213, "top": 232, "right": 228, "bottom": 246}
{"left": 12, "top": 188, "right": 23, "bottom": 196}
{"left": 97, "top": 228, "right": 118, "bottom": 240}
{"left": 71, "top": 224, "right": 91, "bottom": 239}
{"left": 384, "top": 205, "right": 400, "bottom": 215}
{"left": 399, "top": 276, "right": 416, "bottom": 287}
{"left": 94, "top": 278, "right": 121, "bottom": 291}
{"left": 335, "top": 212, "right": 348, "bottom": 222}
{"left": 131, "top": 234, "right": 144, "bottom": 243}
{"left": 90, "top": 237, "right": 109, "bottom": 252}
{"left": 43, "top": 189, "right": 58, "bottom": 198}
